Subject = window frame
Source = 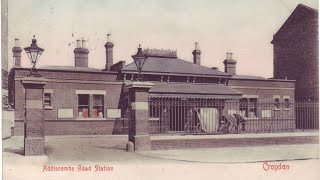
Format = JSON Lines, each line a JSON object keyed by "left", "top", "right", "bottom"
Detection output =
{"left": 77, "top": 94, "right": 90, "bottom": 118}
{"left": 43, "top": 92, "right": 53, "bottom": 110}
{"left": 274, "top": 98, "right": 280, "bottom": 111}
{"left": 93, "top": 94, "right": 104, "bottom": 118}
{"left": 283, "top": 98, "right": 290, "bottom": 110}
{"left": 77, "top": 94, "right": 106, "bottom": 119}
{"left": 239, "top": 98, "right": 258, "bottom": 119}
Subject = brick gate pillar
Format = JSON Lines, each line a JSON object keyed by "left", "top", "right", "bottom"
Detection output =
{"left": 126, "top": 82, "right": 154, "bottom": 151}
{"left": 21, "top": 77, "right": 47, "bottom": 156}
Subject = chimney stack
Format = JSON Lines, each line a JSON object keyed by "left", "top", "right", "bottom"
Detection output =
{"left": 74, "top": 38, "right": 89, "bottom": 68}
{"left": 12, "top": 38, "right": 22, "bottom": 67}
{"left": 223, "top": 52, "right": 237, "bottom": 75}
{"left": 192, "top": 42, "right": 201, "bottom": 65}
{"left": 105, "top": 34, "right": 114, "bottom": 71}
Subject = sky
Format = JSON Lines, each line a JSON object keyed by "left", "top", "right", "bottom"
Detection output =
{"left": 7, "top": 0, "right": 318, "bottom": 78}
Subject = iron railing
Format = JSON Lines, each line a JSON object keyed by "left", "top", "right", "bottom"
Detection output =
{"left": 148, "top": 98, "right": 319, "bottom": 135}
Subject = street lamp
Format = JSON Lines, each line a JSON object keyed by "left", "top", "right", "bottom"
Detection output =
{"left": 24, "top": 35, "right": 44, "bottom": 77}
{"left": 132, "top": 44, "right": 147, "bottom": 81}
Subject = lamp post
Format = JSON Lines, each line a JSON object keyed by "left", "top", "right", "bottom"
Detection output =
{"left": 24, "top": 35, "right": 44, "bottom": 77}
{"left": 132, "top": 44, "right": 147, "bottom": 81}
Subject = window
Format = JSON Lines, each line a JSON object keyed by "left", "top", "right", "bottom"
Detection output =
{"left": 44, "top": 93, "right": 51, "bottom": 106}
{"left": 274, "top": 98, "right": 280, "bottom": 110}
{"left": 239, "top": 98, "right": 248, "bottom": 117}
{"left": 78, "top": 94, "right": 89, "bottom": 118}
{"left": 248, "top": 98, "right": 257, "bottom": 118}
{"left": 239, "top": 98, "right": 257, "bottom": 118}
{"left": 149, "top": 104, "right": 161, "bottom": 121}
{"left": 43, "top": 93, "right": 52, "bottom": 110}
{"left": 77, "top": 94, "right": 105, "bottom": 118}
{"left": 284, "top": 98, "right": 290, "bottom": 110}
{"left": 93, "top": 95, "right": 104, "bottom": 118}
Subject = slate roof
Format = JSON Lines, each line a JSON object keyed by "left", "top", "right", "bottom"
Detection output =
{"left": 40, "top": 65, "right": 101, "bottom": 72}
{"left": 149, "top": 82, "right": 242, "bottom": 96}
{"left": 121, "top": 57, "right": 230, "bottom": 77}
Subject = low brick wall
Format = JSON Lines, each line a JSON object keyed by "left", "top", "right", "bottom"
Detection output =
{"left": 14, "top": 119, "right": 129, "bottom": 136}
{"left": 244, "top": 119, "right": 296, "bottom": 133}
{"left": 151, "top": 134, "right": 319, "bottom": 150}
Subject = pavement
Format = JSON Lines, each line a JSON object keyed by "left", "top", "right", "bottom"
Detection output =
{"left": 2, "top": 135, "right": 320, "bottom": 180}
{"left": 138, "top": 144, "right": 319, "bottom": 163}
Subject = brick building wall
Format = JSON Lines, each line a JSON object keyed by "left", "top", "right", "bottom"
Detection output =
{"left": 228, "top": 79, "right": 295, "bottom": 101}
{"left": 13, "top": 68, "right": 126, "bottom": 135}
{"left": 11, "top": 66, "right": 296, "bottom": 136}
{"left": 228, "top": 78, "right": 295, "bottom": 120}
{"left": 272, "top": 5, "right": 318, "bottom": 101}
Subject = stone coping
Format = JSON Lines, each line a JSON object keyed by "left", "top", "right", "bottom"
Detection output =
{"left": 20, "top": 77, "right": 48, "bottom": 85}
{"left": 125, "top": 81, "right": 154, "bottom": 89}
{"left": 150, "top": 131, "right": 319, "bottom": 140}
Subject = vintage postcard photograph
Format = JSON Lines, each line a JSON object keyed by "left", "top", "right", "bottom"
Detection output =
{"left": 1, "top": 0, "right": 319, "bottom": 179}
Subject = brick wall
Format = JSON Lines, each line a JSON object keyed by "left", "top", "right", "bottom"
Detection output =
{"left": 272, "top": 6, "right": 318, "bottom": 101}
{"left": 14, "top": 119, "right": 128, "bottom": 136}
{"left": 151, "top": 136, "right": 319, "bottom": 150}
{"left": 13, "top": 68, "right": 126, "bottom": 135}
{"left": 228, "top": 79, "right": 295, "bottom": 102}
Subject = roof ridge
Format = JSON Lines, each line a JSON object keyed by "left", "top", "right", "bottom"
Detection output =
{"left": 174, "top": 58, "right": 228, "bottom": 75}
{"left": 122, "top": 56, "right": 230, "bottom": 76}
{"left": 272, "top": 3, "right": 318, "bottom": 43}
{"left": 298, "top": 3, "right": 318, "bottom": 12}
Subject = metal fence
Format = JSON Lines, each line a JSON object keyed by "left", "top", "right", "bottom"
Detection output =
{"left": 148, "top": 98, "right": 319, "bottom": 135}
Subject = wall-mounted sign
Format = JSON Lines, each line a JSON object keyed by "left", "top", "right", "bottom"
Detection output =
{"left": 107, "top": 109, "right": 121, "bottom": 118}
{"left": 58, "top": 109, "right": 73, "bottom": 118}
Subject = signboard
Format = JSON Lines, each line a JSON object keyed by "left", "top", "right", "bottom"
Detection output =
{"left": 58, "top": 109, "right": 73, "bottom": 118}
{"left": 107, "top": 109, "right": 121, "bottom": 118}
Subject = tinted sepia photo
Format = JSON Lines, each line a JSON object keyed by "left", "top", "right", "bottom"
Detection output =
{"left": 1, "top": 0, "right": 319, "bottom": 179}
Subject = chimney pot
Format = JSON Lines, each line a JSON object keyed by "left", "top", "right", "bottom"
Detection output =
{"left": 76, "top": 40, "right": 81, "bottom": 48}
{"left": 226, "top": 52, "right": 234, "bottom": 60}
{"left": 14, "top": 38, "right": 20, "bottom": 47}
{"left": 107, "top": 34, "right": 112, "bottom": 42}
{"left": 195, "top": 42, "right": 199, "bottom": 50}
{"left": 82, "top": 39, "right": 87, "bottom": 49}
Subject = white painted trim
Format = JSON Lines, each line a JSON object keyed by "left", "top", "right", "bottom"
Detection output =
{"left": 44, "top": 106, "right": 53, "bottom": 110}
{"left": 75, "top": 90, "right": 106, "bottom": 95}
{"left": 273, "top": 95, "right": 281, "bottom": 99}
{"left": 150, "top": 131, "right": 319, "bottom": 140}
{"left": 131, "top": 102, "right": 149, "bottom": 110}
{"left": 76, "top": 118, "right": 109, "bottom": 120}
{"left": 44, "top": 89, "right": 53, "bottom": 93}
{"left": 149, "top": 118, "right": 160, "bottom": 121}
{"left": 242, "top": 94, "right": 259, "bottom": 98}
{"left": 283, "top": 95, "right": 290, "bottom": 99}
{"left": 125, "top": 82, "right": 154, "bottom": 89}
